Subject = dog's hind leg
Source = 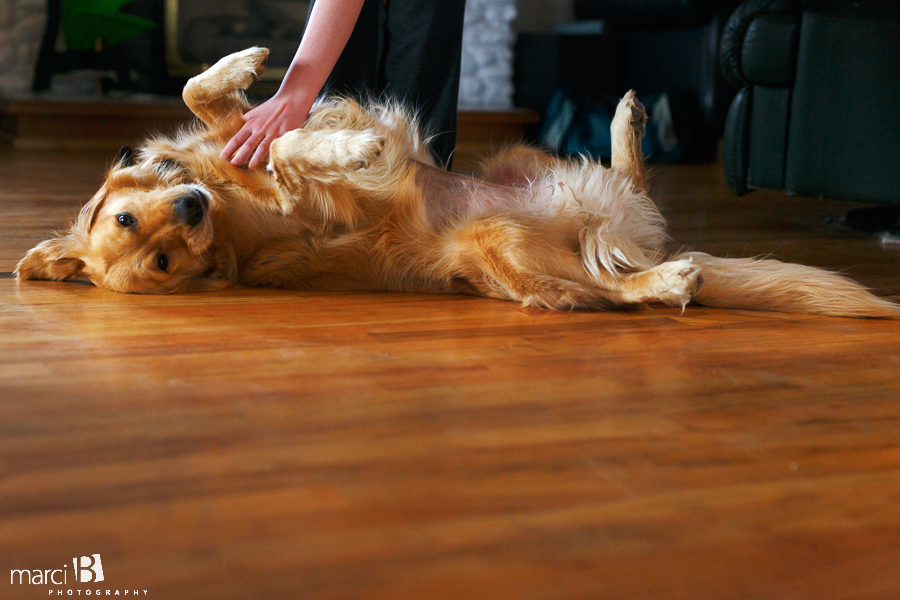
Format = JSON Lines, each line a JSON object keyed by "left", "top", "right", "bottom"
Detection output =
{"left": 182, "top": 47, "right": 269, "bottom": 127}
{"left": 455, "top": 216, "right": 703, "bottom": 310}
{"left": 453, "top": 216, "right": 619, "bottom": 310}
{"left": 610, "top": 90, "right": 649, "bottom": 193}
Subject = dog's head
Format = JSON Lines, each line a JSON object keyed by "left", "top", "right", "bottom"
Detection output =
{"left": 16, "top": 146, "right": 230, "bottom": 294}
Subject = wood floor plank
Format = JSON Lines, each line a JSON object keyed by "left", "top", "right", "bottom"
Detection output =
{"left": 1, "top": 146, "right": 900, "bottom": 599}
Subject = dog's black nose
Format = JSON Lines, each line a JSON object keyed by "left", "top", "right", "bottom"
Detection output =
{"left": 174, "top": 190, "right": 206, "bottom": 227}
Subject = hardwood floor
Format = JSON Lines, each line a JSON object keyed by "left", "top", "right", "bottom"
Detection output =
{"left": 1, "top": 145, "right": 900, "bottom": 599}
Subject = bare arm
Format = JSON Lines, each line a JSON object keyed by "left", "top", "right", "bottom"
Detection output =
{"left": 219, "top": 0, "right": 366, "bottom": 169}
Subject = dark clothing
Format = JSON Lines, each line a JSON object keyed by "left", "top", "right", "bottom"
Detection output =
{"left": 305, "top": 0, "right": 466, "bottom": 168}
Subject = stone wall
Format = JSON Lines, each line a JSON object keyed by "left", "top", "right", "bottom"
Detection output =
{"left": 0, "top": 0, "right": 45, "bottom": 94}
{"left": 459, "top": 0, "right": 517, "bottom": 108}
{"left": 459, "top": 0, "right": 574, "bottom": 109}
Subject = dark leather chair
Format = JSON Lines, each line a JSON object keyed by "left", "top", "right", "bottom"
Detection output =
{"left": 720, "top": 0, "right": 900, "bottom": 205}
{"left": 573, "top": 0, "right": 743, "bottom": 159}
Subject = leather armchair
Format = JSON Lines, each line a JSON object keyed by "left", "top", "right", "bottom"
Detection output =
{"left": 573, "top": 0, "right": 743, "bottom": 159}
{"left": 720, "top": 0, "right": 900, "bottom": 205}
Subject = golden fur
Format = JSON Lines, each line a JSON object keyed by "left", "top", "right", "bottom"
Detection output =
{"left": 15, "top": 47, "right": 900, "bottom": 318}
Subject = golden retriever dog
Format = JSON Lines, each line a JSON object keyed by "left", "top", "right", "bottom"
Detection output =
{"left": 15, "top": 48, "right": 900, "bottom": 318}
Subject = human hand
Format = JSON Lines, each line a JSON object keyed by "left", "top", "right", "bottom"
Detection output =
{"left": 220, "top": 88, "right": 316, "bottom": 169}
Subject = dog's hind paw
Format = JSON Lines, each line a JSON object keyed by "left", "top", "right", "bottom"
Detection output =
{"left": 613, "top": 90, "right": 648, "bottom": 136}
{"left": 653, "top": 258, "right": 702, "bottom": 308}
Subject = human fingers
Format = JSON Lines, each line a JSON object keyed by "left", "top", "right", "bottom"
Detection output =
{"left": 247, "top": 135, "right": 274, "bottom": 170}
{"left": 220, "top": 124, "right": 254, "bottom": 161}
{"left": 229, "top": 128, "right": 265, "bottom": 166}
{"left": 242, "top": 104, "right": 262, "bottom": 119}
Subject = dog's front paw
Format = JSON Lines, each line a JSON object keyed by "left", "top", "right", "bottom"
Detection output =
{"left": 344, "top": 130, "right": 387, "bottom": 170}
{"left": 205, "top": 47, "right": 269, "bottom": 90}
{"left": 231, "top": 46, "right": 269, "bottom": 87}
{"left": 244, "top": 47, "right": 269, "bottom": 79}
{"left": 269, "top": 128, "right": 387, "bottom": 184}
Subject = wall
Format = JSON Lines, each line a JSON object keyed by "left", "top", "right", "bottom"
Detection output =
{"left": 0, "top": 0, "right": 575, "bottom": 98}
{"left": 513, "top": 0, "right": 574, "bottom": 32}
{"left": 0, "top": 0, "right": 45, "bottom": 94}
{"left": 460, "top": 0, "right": 574, "bottom": 108}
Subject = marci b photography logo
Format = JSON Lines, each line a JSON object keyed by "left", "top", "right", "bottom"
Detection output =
{"left": 9, "top": 554, "right": 148, "bottom": 596}
{"left": 75, "top": 555, "right": 104, "bottom": 583}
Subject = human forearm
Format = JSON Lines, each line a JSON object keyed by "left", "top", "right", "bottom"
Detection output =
{"left": 220, "top": 0, "right": 366, "bottom": 168}
{"left": 278, "top": 0, "right": 366, "bottom": 100}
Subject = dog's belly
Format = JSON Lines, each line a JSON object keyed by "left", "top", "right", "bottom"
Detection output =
{"left": 415, "top": 162, "right": 538, "bottom": 226}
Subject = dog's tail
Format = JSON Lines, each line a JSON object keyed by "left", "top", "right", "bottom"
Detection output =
{"left": 675, "top": 252, "right": 900, "bottom": 319}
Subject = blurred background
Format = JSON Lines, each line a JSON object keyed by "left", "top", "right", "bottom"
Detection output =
{"left": 2, "top": 0, "right": 899, "bottom": 211}
{"left": 0, "top": 0, "right": 741, "bottom": 162}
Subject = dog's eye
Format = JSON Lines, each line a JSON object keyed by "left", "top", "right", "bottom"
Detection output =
{"left": 116, "top": 213, "right": 136, "bottom": 227}
{"left": 157, "top": 254, "right": 169, "bottom": 273}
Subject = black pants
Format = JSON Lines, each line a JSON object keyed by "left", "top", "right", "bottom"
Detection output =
{"left": 305, "top": 0, "right": 466, "bottom": 168}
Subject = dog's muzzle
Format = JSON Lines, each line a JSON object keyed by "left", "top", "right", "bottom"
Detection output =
{"left": 174, "top": 188, "right": 208, "bottom": 227}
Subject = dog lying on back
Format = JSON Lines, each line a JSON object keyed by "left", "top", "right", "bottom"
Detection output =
{"left": 14, "top": 48, "right": 900, "bottom": 318}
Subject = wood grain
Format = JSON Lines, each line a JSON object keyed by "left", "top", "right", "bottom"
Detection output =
{"left": 2, "top": 145, "right": 900, "bottom": 599}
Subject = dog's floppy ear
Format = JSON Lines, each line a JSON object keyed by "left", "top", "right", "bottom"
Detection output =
{"left": 118, "top": 145, "right": 135, "bottom": 167}
{"left": 78, "top": 187, "right": 109, "bottom": 233}
{"left": 15, "top": 235, "right": 86, "bottom": 282}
